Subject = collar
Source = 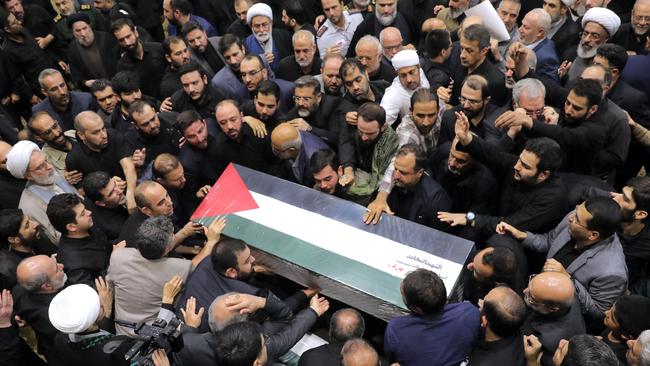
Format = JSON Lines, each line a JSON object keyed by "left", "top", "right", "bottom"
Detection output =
{"left": 525, "top": 38, "right": 545, "bottom": 50}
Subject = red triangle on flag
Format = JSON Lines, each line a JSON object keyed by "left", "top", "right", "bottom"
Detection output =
{"left": 191, "top": 163, "right": 259, "bottom": 221}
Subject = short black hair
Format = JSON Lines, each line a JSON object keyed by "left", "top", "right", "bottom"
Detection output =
{"left": 482, "top": 287, "right": 527, "bottom": 337}
{"left": 175, "top": 110, "right": 203, "bottom": 133}
{"left": 628, "top": 176, "right": 650, "bottom": 222}
{"left": 570, "top": 78, "right": 603, "bottom": 109}
{"left": 0, "top": 209, "right": 24, "bottom": 245}
{"left": 282, "top": 0, "right": 308, "bottom": 25}
{"left": 425, "top": 29, "right": 451, "bottom": 59}
{"left": 214, "top": 321, "right": 264, "bottom": 366}
{"left": 596, "top": 43, "right": 628, "bottom": 71}
{"left": 162, "top": 35, "right": 185, "bottom": 56}
{"left": 614, "top": 295, "right": 650, "bottom": 339}
{"left": 0, "top": 7, "right": 9, "bottom": 28}
{"left": 523, "top": 137, "right": 563, "bottom": 175}
{"left": 340, "top": 58, "right": 366, "bottom": 79}
{"left": 111, "top": 71, "right": 140, "bottom": 94}
{"left": 46, "top": 193, "right": 83, "bottom": 235}
{"left": 410, "top": 87, "right": 438, "bottom": 111}
{"left": 211, "top": 237, "right": 248, "bottom": 274}
{"left": 110, "top": 17, "right": 135, "bottom": 34}
{"left": 309, "top": 149, "right": 339, "bottom": 175}
{"left": 561, "top": 335, "right": 619, "bottom": 366}
{"left": 584, "top": 196, "right": 622, "bottom": 239}
{"left": 89, "top": 79, "right": 112, "bottom": 94}
{"left": 83, "top": 171, "right": 112, "bottom": 203}
{"left": 256, "top": 80, "right": 281, "bottom": 101}
{"left": 401, "top": 268, "right": 446, "bottom": 315}
{"left": 482, "top": 246, "right": 516, "bottom": 285}
{"left": 180, "top": 20, "right": 203, "bottom": 37}
{"left": 395, "top": 144, "right": 427, "bottom": 172}
{"left": 178, "top": 60, "right": 206, "bottom": 79}
{"left": 218, "top": 33, "right": 243, "bottom": 55}
{"left": 462, "top": 24, "right": 491, "bottom": 50}
{"left": 170, "top": 0, "right": 192, "bottom": 14}
{"left": 357, "top": 102, "right": 386, "bottom": 127}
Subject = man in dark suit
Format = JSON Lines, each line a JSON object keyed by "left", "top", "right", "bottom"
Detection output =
{"left": 31, "top": 69, "right": 95, "bottom": 131}
{"left": 66, "top": 13, "right": 120, "bottom": 90}
{"left": 298, "top": 308, "right": 366, "bottom": 366}
{"left": 544, "top": 0, "right": 581, "bottom": 61}
{"left": 243, "top": 2, "right": 293, "bottom": 72}
{"left": 270, "top": 122, "right": 331, "bottom": 187}
{"left": 518, "top": 9, "right": 560, "bottom": 83}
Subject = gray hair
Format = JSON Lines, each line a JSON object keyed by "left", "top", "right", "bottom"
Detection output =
{"left": 292, "top": 29, "right": 315, "bottom": 46}
{"left": 19, "top": 272, "right": 49, "bottom": 292}
{"left": 512, "top": 78, "right": 546, "bottom": 103}
{"left": 528, "top": 8, "right": 551, "bottom": 34}
{"left": 637, "top": 330, "right": 650, "bottom": 365}
{"left": 38, "top": 68, "right": 62, "bottom": 89}
{"left": 208, "top": 292, "right": 248, "bottom": 333}
{"left": 294, "top": 75, "right": 321, "bottom": 95}
{"left": 356, "top": 35, "right": 382, "bottom": 54}
{"left": 379, "top": 27, "right": 402, "bottom": 45}
{"left": 134, "top": 216, "right": 174, "bottom": 259}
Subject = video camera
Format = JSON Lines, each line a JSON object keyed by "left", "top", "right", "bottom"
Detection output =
{"left": 115, "top": 317, "right": 183, "bottom": 366}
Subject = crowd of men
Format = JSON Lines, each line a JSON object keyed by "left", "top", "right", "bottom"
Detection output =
{"left": 0, "top": 0, "right": 650, "bottom": 365}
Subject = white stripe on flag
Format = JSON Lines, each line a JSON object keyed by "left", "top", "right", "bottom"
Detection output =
{"left": 235, "top": 192, "right": 464, "bottom": 292}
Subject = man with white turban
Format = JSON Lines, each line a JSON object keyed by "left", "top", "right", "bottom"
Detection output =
{"left": 564, "top": 7, "right": 620, "bottom": 82}
{"left": 7, "top": 141, "right": 78, "bottom": 243}
{"left": 243, "top": 2, "right": 293, "bottom": 71}
{"left": 381, "top": 49, "right": 430, "bottom": 127}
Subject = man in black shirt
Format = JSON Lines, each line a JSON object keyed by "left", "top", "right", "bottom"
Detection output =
{"left": 468, "top": 286, "right": 527, "bottom": 366}
{"left": 423, "top": 29, "right": 453, "bottom": 94}
{"left": 111, "top": 18, "right": 165, "bottom": 99}
{"left": 126, "top": 100, "right": 179, "bottom": 168}
{"left": 89, "top": 79, "right": 119, "bottom": 121}
{"left": 82, "top": 171, "right": 129, "bottom": 241}
{"left": 108, "top": 71, "right": 150, "bottom": 132}
{"left": 46, "top": 193, "right": 117, "bottom": 286}
{"left": 3, "top": 0, "right": 55, "bottom": 51}
{"left": 205, "top": 100, "right": 277, "bottom": 181}
{"left": 65, "top": 111, "right": 137, "bottom": 212}
{"left": 0, "top": 141, "right": 25, "bottom": 210}
{"left": 226, "top": 0, "right": 252, "bottom": 40}
{"left": 181, "top": 21, "right": 224, "bottom": 78}
{"left": 175, "top": 110, "right": 218, "bottom": 188}
{"left": 241, "top": 80, "right": 287, "bottom": 132}
{"left": 166, "top": 61, "right": 226, "bottom": 119}
{"left": 276, "top": 30, "right": 322, "bottom": 82}
{"left": 159, "top": 36, "right": 191, "bottom": 99}
{"left": 152, "top": 153, "right": 200, "bottom": 226}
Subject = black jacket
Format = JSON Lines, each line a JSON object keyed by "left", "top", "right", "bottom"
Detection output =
{"left": 438, "top": 104, "right": 501, "bottom": 146}
{"left": 284, "top": 94, "right": 344, "bottom": 147}
{"left": 347, "top": 12, "right": 417, "bottom": 57}
{"left": 57, "top": 228, "right": 112, "bottom": 287}
{"left": 387, "top": 173, "right": 452, "bottom": 230}
{"left": 551, "top": 17, "right": 581, "bottom": 61}
{"left": 451, "top": 58, "right": 508, "bottom": 107}
{"left": 276, "top": 56, "right": 322, "bottom": 82}
{"left": 116, "top": 42, "right": 166, "bottom": 99}
{"left": 171, "top": 84, "right": 227, "bottom": 120}
{"left": 464, "top": 135, "right": 568, "bottom": 237}
{"left": 67, "top": 31, "right": 120, "bottom": 89}
{"left": 611, "top": 23, "right": 647, "bottom": 56}
{"left": 422, "top": 58, "right": 452, "bottom": 94}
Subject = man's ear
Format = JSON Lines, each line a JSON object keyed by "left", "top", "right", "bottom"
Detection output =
{"left": 536, "top": 170, "right": 551, "bottom": 183}
{"left": 480, "top": 314, "right": 488, "bottom": 328}
{"left": 587, "top": 104, "right": 599, "bottom": 118}
{"left": 224, "top": 267, "right": 238, "bottom": 279}
{"left": 7, "top": 235, "right": 20, "bottom": 246}
{"left": 66, "top": 222, "right": 78, "bottom": 233}
{"left": 635, "top": 210, "right": 648, "bottom": 221}
{"left": 140, "top": 206, "right": 153, "bottom": 217}
{"left": 165, "top": 54, "right": 172, "bottom": 64}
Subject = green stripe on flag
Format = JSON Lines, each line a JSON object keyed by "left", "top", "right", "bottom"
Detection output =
{"left": 197, "top": 214, "right": 406, "bottom": 308}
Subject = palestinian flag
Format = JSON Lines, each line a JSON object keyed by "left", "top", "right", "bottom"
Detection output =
{"left": 192, "top": 164, "right": 473, "bottom": 321}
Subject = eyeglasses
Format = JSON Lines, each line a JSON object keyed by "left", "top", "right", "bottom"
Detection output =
{"left": 459, "top": 96, "right": 483, "bottom": 106}
{"left": 293, "top": 95, "right": 314, "bottom": 102}
{"left": 523, "top": 107, "right": 544, "bottom": 118}
{"left": 240, "top": 68, "right": 263, "bottom": 78}
{"left": 579, "top": 31, "right": 603, "bottom": 42}
{"left": 525, "top": 274, "right": 543, "bottom": 307}
{"left": 568, "top": 205, "right": 589, "bottom": 229}
{"left": 252, "top": 21, "right": 270, "bottom": 31}
{"left": 633, "top": 15, "right": 650, "bottom": 23}
{"left": 383, "top": 44, "right": 402, "bottom": 53}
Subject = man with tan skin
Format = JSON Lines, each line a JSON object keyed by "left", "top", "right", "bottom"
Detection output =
{"left": 316, "top": 0, "right": 363, "bottom": 58}
{"left": 32, "top": 69, "right": 94, "bottom": 131}
{"left": 316, "top": 53, "right": 345, "bottom": 96}
{"left": 520, "top": 272, "right": 585, "bottom": 366}
{"left": 355, "top": 35, "right": 396, "bottom": 83}
{"left": 226, "top": 0, "right": 253, "bottom": 40}
{"left": 13, "top": 255, "right": 68, "bottom": 365}
{"left": 543, "top": 0, "right": 582, "bottom": 61}
{"left": 277, "top": 30, "right": 322, "bottom": 82}
{"left": 26, "top": 112, "right": 76, "bottom": 181}
{"left": 341, "top": 339, "right": 380, "bottom": 366}
{"left": 271, "top": 122, "right": 330, "bottom": 187}
{"left": 379, "top": 27, "right": 404, "bottom": 61}
{"left": 611, "top": 0, "right": 650, "bottom": 54}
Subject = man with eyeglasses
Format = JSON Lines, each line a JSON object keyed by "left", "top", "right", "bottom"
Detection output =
{"left": 26, "top": 112, "right": 79, "bottom": 184}
{"left": 499, "top": 196, "right": 628, "bottom": 324}
{"left": 238, "top": 54, "right": 295, "bottom": 114}
{"left": 348, "top": 0, "right": 416, "bottom": 57}
{"left": 519, "top": 272, "right": 586, "bottom": 366}
{"left": 6, "top": 141, "right": 79, "bottom": 243}
{"left": 565, "top": 7, "right": 621, "bottom": 82}
{"left": 284, "top": 75, "right": 347, "bottom": 148}
{"left": 354, "top": 35, "right": 397, "bottom": 83}
{"left": 243, "top": 2, "right": 293, "bottom": 72}
{"left": 611, "top": 0, "right": 650, "bottom": 55}
{"left": 438, "top": 75, "right": 500, "bottom": 147}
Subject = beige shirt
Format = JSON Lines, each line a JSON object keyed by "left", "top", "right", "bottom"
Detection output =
{"left": 107, "top": 247, "right": 192, "bottom": 336}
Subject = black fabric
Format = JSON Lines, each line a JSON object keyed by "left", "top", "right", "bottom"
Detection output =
{"left": 159, "top": 67, "right": 182, "bottom": 99}
{"left": 619, "top": 223, "right": 650, "bottom": 287}
{"left": 67, "top": 31, "right": 120, "bottom": 89}
{"left": 57, "top": 228, "right": 112, "bottom": 287}
{"left": 276, "top": 56, "right": 322, "bottom": 82}
{"left": 241, "top": 100, "right": 287, "bottom": 132}
{"left": 0, "top": 249, "right": 31, "bottom": 290}
{"left": 54, "top": 332, "right": 136, "bottom": 366}
{"left": 171, "top": 84, "right": 227, "bottom": 120}
{"left": 0, "top": 170, "right": 26, "bottom": 210}
{"left": 387, "top": 174, "right": 452, "bottom": 230}
{"left": 65, "top": 129, "right": 131, "bottom": 179}
{"left": 284, "top": 94, "right": 345, "bottom": 147}
{"left": 83, "top": 197, "right": 129, "bottom": 242}
{"left": 551, "top": 17, "right": 581, "bottom": 62}
{"left": 438, "top": 104, "right": 501, "bottom": 147}
{"left": 422, "top": 58, "right": 452, "bottom": 94}
{"left": 467, "top": 333, "right": 526, "bottom": 366}
{"left": 116, "top": 42, "right": 166, "bottom": 99}
{"left": 0, "top": 326, "right": 47, "bottom": 366}
{"left": 298, "top": 343, "right": 344, "bottom": 366}
{"left": 2, "top": 29, "right": 59, "bottom": 96}
{"left": 347, "top": 12, "right": 417, "bottom": 57}
{"left": 552, "top": 239, "right": 584, "bottom": 270}
{"left": 123, "top": 114, "right": 180, "bottom": 166}
{"left": 225, "top": 19, "right": 251, "bottom": 40}
{"left": 117, "top": 211, "right": 148, "bottom": 247}
{"left": 611, "top": 23, "right": 647, "bottom": 56}
{"left": 450, "top": 58, "right": 508, "bottom": 107}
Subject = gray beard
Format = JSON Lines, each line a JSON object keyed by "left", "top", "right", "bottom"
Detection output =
{"left": 376, "top": 11, "right": 397, "bottom": 26}
{"left": 576, "top": 43, "right": 598, "bottom": 59}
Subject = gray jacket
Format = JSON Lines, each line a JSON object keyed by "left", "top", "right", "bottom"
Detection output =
{"left": 522, "top": 213, "right": 628, "bottom": 319}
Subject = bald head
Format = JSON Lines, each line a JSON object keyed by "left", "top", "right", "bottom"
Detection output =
{"left": 270, "top": 123, "right": 302, "bottom": 160}
{"left": 330, "top": 308, "right": 365, "bottom": 343}
{"left": 461, "top": 15, "right": 484, "bottom": 31}
{"left": 74, "top": 111, "right": 104, "bottom": 133}
{"left": 0, "top": 141, "right": 12, "bottom": 171}
{"left": 208, "top": 292, "right": 248, "bottom": 333}
{"left": 482, "top": 286, "right": 527, "bottom": 336}
{"left": 16, "top": 255, "right": 66, "bottom": 293}
{"left": 527, "top": 272, "right": 575, "bottom": 313}
{"left": 422, "top": 17, "right": 447, "bottom": 33}
{"left": 341, "top": 339, "right": 380, "bottom": 366}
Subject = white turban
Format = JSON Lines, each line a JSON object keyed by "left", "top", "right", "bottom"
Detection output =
{"left": 6, "top": 140, "right": 40, "bottom": 179}
{"left": 246, "top": 3, "right": 273, "bottom": 25}
{"left": 391, "top": 49, "right": 420, "bottom": 70}
{"left": 561, "top": 0, "right": 575, "bottom": 7}
{"left": 581, "top": 7, "right": 621, "bottom": 36}
{"left": 49, "top": 284, "right": 100, "bottom": 334}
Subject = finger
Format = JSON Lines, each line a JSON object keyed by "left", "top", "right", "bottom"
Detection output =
{"left": 372, "top": 211, "right": 381, "bottom": 225}
{"left": 196, "top": 307, "right": 205, "bottom": 318}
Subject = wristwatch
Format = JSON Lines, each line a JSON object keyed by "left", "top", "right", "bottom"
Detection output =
{"left": 466, "top": 212, "right": 476, "bottom": 227}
